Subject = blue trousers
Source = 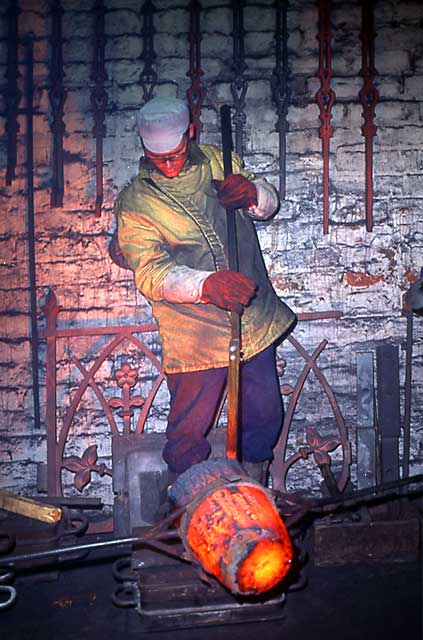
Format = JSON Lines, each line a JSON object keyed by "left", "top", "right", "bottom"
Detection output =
{"left": 163, "top": 344, "right": 283, "bottom": 473}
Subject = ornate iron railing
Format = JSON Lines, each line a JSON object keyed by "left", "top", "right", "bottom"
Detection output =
{"left": 40, "top": 289, "right": 350, "bottom": 532}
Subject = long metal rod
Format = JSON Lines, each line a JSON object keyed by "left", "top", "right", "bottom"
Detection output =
{"left": 220, "top": 105, "right": 240, "bottom": 460}
{"left": 43, "top": 290, "right": 62, "bottom": 494}
{"left": 49, "top": 0, "right": 66, "bottom": 207}
{"left": 0, "top": 505, "right": 186, "bottom": 569}
{"left": 403, "top": 309, "right": 413, "bottom": 478}
{"left": 271, "top": 0, "right": 289, "bottom": 199}
{"left": 0, "top": 531, "right": 177, "bottom": 569}
{"left": 24, "top": 38, "right": 41, "bottom": 431}
{"left": 281, "top": 473, "right": 423, "bottom": 528}
{"left": 91, "top": 0, "right": 107, "bottom": 217}
{"left": 5, "top": 0, "right": 20, "bottom": 186}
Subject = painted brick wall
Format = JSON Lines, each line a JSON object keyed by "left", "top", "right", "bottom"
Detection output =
{"left": 0, "top": 0, "right": 422, "bottom": 509}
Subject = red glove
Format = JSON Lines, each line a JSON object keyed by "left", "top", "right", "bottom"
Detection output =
{"left": 211, "top": 174, "right": 258, "bottom": 210}
{"left": 201, "top": 271, "right": 257, "bottom": 313}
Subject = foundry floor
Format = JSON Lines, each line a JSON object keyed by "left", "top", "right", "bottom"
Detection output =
{"left": 1, "top": 530, "right": 421, "bottom": 640}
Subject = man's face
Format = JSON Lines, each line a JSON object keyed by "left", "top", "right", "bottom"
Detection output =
{"left": 144, "top": 131, "right": 191, "bottom": 179}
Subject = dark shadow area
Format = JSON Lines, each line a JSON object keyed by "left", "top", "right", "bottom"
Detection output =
{"left": 1, "top": 526, "right": 421, "bottom": 640}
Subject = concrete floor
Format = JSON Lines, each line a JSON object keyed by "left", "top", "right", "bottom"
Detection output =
{"left": 1, "top": 528, "right": 421, "bottom": 640}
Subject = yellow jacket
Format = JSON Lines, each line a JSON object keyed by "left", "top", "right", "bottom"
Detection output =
{"left": 116, "top": 142, "right": 296, "bottom": 373}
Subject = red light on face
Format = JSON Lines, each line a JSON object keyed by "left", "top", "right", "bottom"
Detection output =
{"left": 145, "top": 135, "right": 190, "bottom": 178}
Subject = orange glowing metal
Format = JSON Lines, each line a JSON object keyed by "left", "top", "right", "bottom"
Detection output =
{"left": 184, "top": 482, "right": 293, "bottom": 595}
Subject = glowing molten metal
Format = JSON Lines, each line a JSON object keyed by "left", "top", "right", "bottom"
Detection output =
{"left": 170, "top": 460, "right": 293, "bottom": 595}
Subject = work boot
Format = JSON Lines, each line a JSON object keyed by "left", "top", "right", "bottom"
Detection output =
{"left": 242, "top": 460, "right": 270, "bottom": 486}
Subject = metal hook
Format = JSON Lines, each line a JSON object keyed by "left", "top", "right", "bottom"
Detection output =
{"left": 0, "top": 570, "right": 17, "bottom": 610}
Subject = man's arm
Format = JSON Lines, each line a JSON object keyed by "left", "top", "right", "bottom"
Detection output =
{"left": 119, "top": 210, "right": 254, "bottom": 309}
{"left": 248, "top": 178, "right": 279, "bottom": 220}
{"left": 209, "top": 146, "right": 280, "bottom": 220}
{"left": 118, "top": 208, "right": 180, "bottom": 302}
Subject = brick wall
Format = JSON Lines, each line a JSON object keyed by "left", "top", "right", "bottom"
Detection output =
{"left": 0, "top": 0, "right": 422, "bottom": 506}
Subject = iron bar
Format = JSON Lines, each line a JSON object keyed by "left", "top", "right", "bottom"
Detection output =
{"left": 296, "top": 310, "right": 342, "bottom": 321}
{"left": 91, "top": 0, "right": 107, "bottom": 217}
{"left": 139, "top": 0, "right": 157, "bottom": 103}
{"left": 221, "top": 105, "right": 238, "bottom": 272}
{"left": 271, "top": 0, "right": 289, "bottom": 199}
{"left": 221, "top": 105, "right": 240, "bottom": 460}
{"left": 230, "top": 0, "right": 247, "bottom": 157}
{"left": 186, "top": 0, "right": 204, "bottom": 142}
{"left": 0, "top": 506, "right": 185, "bottom": 570}
{"left": 5, "top": 0, "right": 21, "bottom": 186}
{"left": 23, "top": 38, "right": 41, "bottom": 432}
{"left": 49, "top": 0, "right": 66, "bottom": 207}
{"left": 359, "top": 0, "right": 378, "bottom": 232}
{"left": 42, "top": 290, "right": 62, "bottom": 495}
{"left": 316, "top": 0, "right": 335, "bottom": 234}
{"left": 403, "top": 310, "right": 413, "bottom": 478}
{"left": 281, "top": 474, "right": 423, "bottom": 527}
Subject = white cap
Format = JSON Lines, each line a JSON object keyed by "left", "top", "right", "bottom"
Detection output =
{"left": 137, "top": 97, "right": 190, "bottom": 153}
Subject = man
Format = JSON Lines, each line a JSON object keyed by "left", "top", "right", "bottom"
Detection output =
{"left": 115, "top": 96, "right": 296, "bottom": 483}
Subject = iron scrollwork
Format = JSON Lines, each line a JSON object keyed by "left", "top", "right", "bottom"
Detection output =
{"left": 271, "top": 0, "right": 290, "bottom": 199}
{"left": 359, "top": 0, "right": 378, "bottom": 232}
{"left": 315, "top": 0, "right": 335, "bottom": 235}
{"left": 271, "top": 314, "right": 351, "bottom": 496}
{"left": 139, "top": 0, "right": 158, "bottom": 103}
{"left": 186, "top": 0, "right": 204, "bottom": 142}
{"left": 230, "top": 0, "right": 248, "bottom": 157}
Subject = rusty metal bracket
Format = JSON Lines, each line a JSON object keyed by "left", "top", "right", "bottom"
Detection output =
{"left": 230, "top": 0, "right": 248, "bottom": 157}
{"left": 91, "top": 0, "right": 108, "bottom": 217}
{"left": 315, "top": 0, "right": 335, "bottom": 234}
{"left": 271, "top": 0, "right": 290, "bottom": 199}
{"left": 49, "top": 0, "right": 67, "bottom": 207}
{"left": 186, "top": 0, "right": 204, "bottom": 142}
{"left": 139, "top": 0, "right": 157, "bottom": 103}
{"left": 5, "top": 0, "right": 21, "bottom": 186}
{"left": 359, "top": 0, "right": 378, "bottom": 232}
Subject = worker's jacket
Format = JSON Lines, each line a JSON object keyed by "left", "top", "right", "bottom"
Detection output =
{"left": 116, "top": 142, "right": 297, "bottom": 373}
